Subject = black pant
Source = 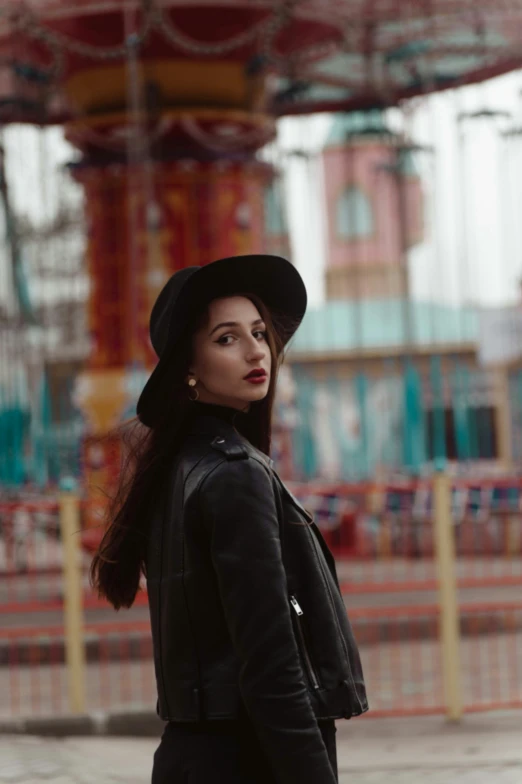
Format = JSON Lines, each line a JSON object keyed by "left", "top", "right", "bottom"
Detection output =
{"left": 152, "top": 712, "right": 338, "bottom": 783}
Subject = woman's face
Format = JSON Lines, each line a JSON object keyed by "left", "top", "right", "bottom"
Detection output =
{"left": 187, "top": 295, "right": 271, "bottom": 411}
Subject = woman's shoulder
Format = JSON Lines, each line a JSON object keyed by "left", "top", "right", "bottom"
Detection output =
{"left": 196, "top": 447, "right": 277, "bottom": 518}
{"left": 178, "top": 429, "right": 272, "bottom": 499}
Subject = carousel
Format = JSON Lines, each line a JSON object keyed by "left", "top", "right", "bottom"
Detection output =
{"left": 1, "top": 0, "right": 522, "bottom": 528}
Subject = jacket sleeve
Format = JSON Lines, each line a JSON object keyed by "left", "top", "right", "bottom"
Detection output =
{"left": 198, "top": 457, "right": 338, "bottom": 784}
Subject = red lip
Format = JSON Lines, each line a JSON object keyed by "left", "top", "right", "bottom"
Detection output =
{"left": 244, "top": 369, "right": 267, "bottom": 380}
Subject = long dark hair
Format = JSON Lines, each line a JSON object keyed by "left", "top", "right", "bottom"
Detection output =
{"left": 90, "top": 292, "right": 297, "bottom": 610}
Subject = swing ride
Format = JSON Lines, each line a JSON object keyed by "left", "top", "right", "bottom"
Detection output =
{"left": 1, "top": 1, "right": 522, "bottom": 517}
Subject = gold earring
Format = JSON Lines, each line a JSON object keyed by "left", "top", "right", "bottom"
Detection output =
{"left": 187, "top": 378, "right": 199, "bottom": 401}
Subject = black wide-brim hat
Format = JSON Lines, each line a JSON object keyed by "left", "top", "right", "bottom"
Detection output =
{"left": 136, "top": 254, "right": 307, "bottom": 427}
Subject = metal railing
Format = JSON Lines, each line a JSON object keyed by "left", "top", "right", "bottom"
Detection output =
{"left": 1, "top": 475, "right": 521, "bottom": 721}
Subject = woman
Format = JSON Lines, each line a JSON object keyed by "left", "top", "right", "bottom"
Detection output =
{"left": 91, "top": 254, "right": 368, "bottom": 784}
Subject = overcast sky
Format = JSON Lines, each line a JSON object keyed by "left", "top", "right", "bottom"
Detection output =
{"left": 3, "top": 68, "right": 522, "bottom": 313}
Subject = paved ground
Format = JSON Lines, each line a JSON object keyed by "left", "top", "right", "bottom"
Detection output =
{"left": 0, "top": 712, "right": 520, "bottom": 783}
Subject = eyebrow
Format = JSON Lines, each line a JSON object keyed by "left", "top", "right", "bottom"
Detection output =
{"left": 209, "top": 318, "right": 265, "bottom": 337}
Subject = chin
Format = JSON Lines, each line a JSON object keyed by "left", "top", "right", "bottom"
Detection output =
{"left": 241, "top": 386, "right": 269, "bottom": 404}
{"left": 249, "top": 389, "right": 268, "bottom": 401}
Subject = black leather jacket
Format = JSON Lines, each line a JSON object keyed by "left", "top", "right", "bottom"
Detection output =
{"left": 146, "top": 403, "right": 368, "bottom": 784}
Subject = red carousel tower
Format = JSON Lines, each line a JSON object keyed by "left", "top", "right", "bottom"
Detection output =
{"left": 1, "top": 1, "right": 522, "bottom": 521}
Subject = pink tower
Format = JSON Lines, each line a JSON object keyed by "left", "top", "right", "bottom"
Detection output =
{"left": 321, "top": 111, "right": 424, "bottom": 301}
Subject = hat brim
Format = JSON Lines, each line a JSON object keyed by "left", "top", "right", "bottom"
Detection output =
{"left": 136, "top": 254, "right": 307, "bottom": 427}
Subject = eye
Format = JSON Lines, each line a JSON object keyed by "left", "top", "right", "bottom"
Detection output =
{"left": 254, "top": 330, "right": 267, "bottom": 340}
{"left": 216, "top": 334, "right": 234, "bottom": 345}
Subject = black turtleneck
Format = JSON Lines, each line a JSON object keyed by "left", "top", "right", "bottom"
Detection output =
{"left": 187, "top": 400, "right": 266, "bottom": 460}
{"left": 189, "top": 399, "right": 250, "bottom": 426}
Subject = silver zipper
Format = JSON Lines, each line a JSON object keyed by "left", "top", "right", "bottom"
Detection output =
{"left": 289, "top": 595, "right": 320, "bottom": 690}
{"left": 289, "top": 596, "right": 303, "bottom": 616}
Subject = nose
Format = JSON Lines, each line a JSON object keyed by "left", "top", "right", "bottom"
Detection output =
{"left": 245, "top": 335, "right": 266, "bottom": 363}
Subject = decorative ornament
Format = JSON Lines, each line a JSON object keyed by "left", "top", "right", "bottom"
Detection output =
{"left": 188, "top": 378, "right": 199, "bottom": 401}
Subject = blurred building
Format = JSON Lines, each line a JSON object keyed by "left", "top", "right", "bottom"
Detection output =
{"left": 283, "top": 111, "right": 506, "bottom": 482}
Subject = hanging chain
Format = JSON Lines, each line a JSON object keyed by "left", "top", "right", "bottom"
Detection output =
{"left": 5, "top": 0, "right": 346, "bottom": 64}
{"left": 8, "top": 0, "right": 288, "bottom": 60}
{"left": 153, "top": 2, "right": 283, "bottom": 57}
{"left": 13, "top": 0, "right": 155, "bottom": 62}
{"left": 5, "top": 1, "right": 522, "bottom": 100}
